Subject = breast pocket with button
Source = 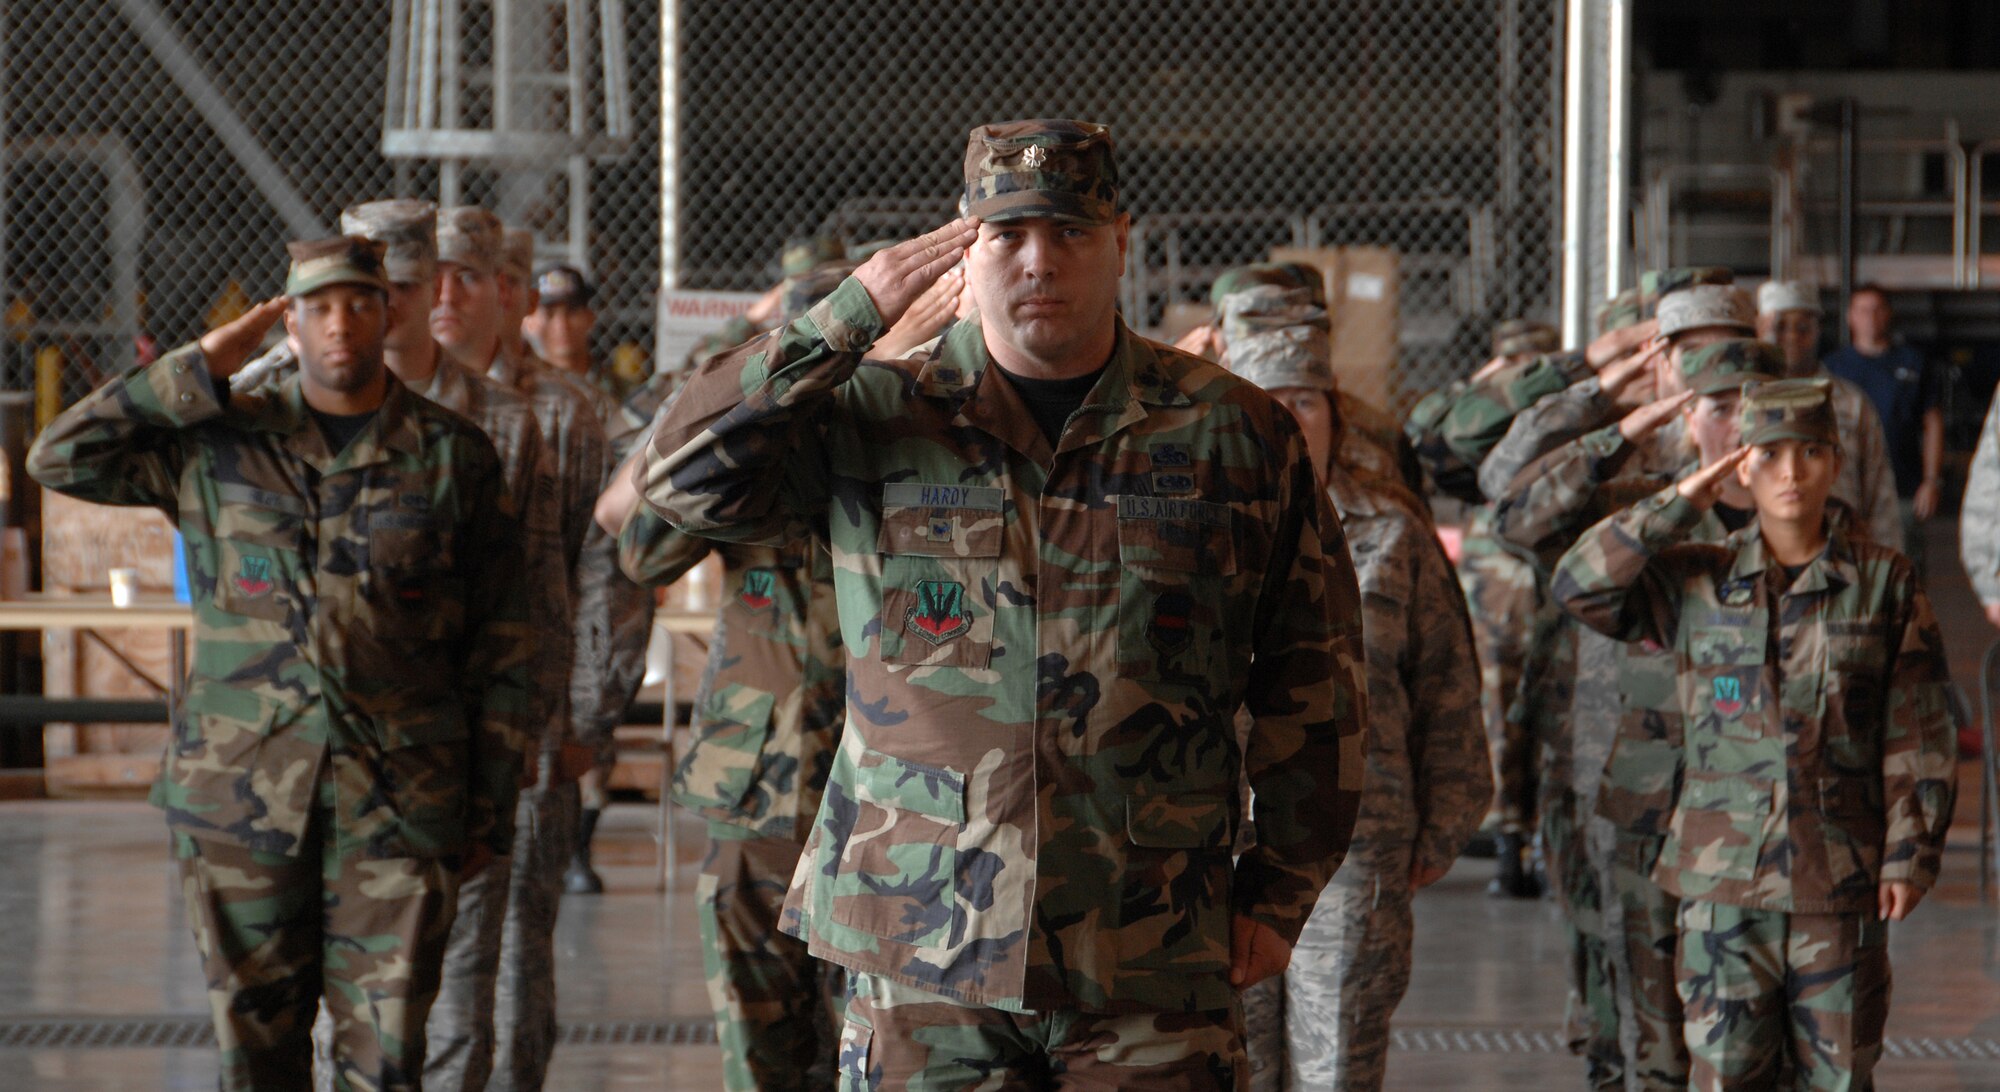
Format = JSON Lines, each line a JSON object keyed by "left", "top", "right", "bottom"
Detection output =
{"left": 1112, "top": 495, "right": 1238, "bottom": 688}
{"left": 876, "top": 494, "right": 1004, "bottom": 670}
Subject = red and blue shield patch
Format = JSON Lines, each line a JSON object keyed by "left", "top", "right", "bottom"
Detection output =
{"left": 739, "top": 567, "right": 776, "bottom": 610}
{"left": 906, "top": 579, "right": 972, "bottom": 645}
{"left": 1712, "top": 675, "right": 1745, "bottom": 717}
{"left": 234, "top": 555, "right": 275, "bottom": 598}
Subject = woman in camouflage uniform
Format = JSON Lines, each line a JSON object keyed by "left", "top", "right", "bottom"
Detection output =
{"left": 1228, "top": 291, "right": 1489, "bottom": 1092}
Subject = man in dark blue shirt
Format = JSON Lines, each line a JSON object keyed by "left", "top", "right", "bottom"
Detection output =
{"left": 1823, "top": 284, "right": 1944, "bottom": 568}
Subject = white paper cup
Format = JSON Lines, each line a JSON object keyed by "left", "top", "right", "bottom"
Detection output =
{"left": 109, "top": 567, "right": 139, "bottom": 608}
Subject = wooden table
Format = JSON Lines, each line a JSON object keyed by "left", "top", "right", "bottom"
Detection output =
{"left": 0, "top": 595, "right": 193, "bottom": 720}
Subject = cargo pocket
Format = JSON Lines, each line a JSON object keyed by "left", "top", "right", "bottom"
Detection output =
{"left": 827, "top": 750, "right": 965, "bottom": 949}
{"left": 671, "top": 683, "right": 776, "bottom": 817}
{"left": 1113, "top": 496, "right": 1237, "bottom": 687}
{"left": 351, "top": 705, "right": 472, "bottom": 858}
{"left": 1668, "top": 771, "right": 1770, "bottom": 881}
{"left": 1119, "top": 793, "right": 1233, "bottom": 974}
{"left": 1687, "top": 625, "right": 1765, "bottom": 741}
{"left": 876, "top": 504, "right": 1001, "bottom": 670}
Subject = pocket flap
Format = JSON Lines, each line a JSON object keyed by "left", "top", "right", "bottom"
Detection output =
{"left": 1126, "top": 794, "right": 1231, "bottom": 848}
{"left": 377, "top": 706, "right": 469, "bottom": 749}
{"left": 877, "top": 505, "right": 1004, "bottom": 558}
{"left": 1689, "top": 625, "right": 1765, "bottom": 666}
{"left": 1115, "top": 498, "right": 1237, "bottom": 575}
{"left": 852, "top": 751, "right": 966, "bottom": 823}
{"left": 1681, "top": 771, "right": 1769, "bottom": 813}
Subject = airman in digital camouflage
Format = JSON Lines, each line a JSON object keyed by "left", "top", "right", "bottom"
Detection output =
{"left": 1554, "top": 379, "right": 1956, "bottom": 1091}
{"left": 1756, "top": 280, "right": 1903, "bottom": 551}
{"left": 1492, "top": 337, "right": 1789, "bottom": 1090}
{"left": 425, "top": 206, "right": 638, "bottom": 1091}
{"left": 1216, "top": 283, "right": 1420, "bottom": 498}
{"left": 1222, "top": 299, "right": 1487, "bottom": 1092}
{"left": 28, "top": 236, "right": 533, "bottom": 1092}
{"left": 641, "top": 118, "right": 1367, "bottom": 1088}
{"left": 1962, "top": 367, "right": 2000, "bottom": 635}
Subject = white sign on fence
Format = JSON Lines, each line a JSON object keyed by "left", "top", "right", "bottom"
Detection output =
{"left": 654, "top": 290, "right": 762, "bottom": 373}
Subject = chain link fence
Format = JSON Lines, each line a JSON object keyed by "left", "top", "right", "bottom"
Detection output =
{"left": 7, "top": 0, "right": 1561, "bottom": 416}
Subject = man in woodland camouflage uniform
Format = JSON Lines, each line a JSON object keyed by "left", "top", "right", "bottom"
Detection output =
{"left": 30, "top": 237, "right": 532, "bottom": 1091}
{"left": 424, "top": 207, "right": 624, "bottom": 1091}
{"left": 641, "top": 119, "right": 1367, "bottom": 1087}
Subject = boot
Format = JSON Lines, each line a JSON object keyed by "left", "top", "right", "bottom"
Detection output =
{"left": 563, "top": 806, "right": 605, "bottom": 895}
{"left": 1486, "top": 831, "right": 1543, "bottom": 899}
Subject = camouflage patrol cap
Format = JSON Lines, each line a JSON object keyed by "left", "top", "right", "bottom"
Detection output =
{"left": 963, "top": 119, "right": 1118, "bottom": 225}
{"left": 1209, "top": 263, "right": 1311, "bottom": 310}
{"left": 1491, "top": 318, "right": 1559, "bottom": 359}
{"left": 1757, "top": 279, "right": 1819, "bottom": 316}
{"left": 1276, "top": 262, "right": 1328, "bottom": 307}
{"left": 339, "top": 199, "right": 437, "bottom": 283}
{"left": 501, "top": 229, "right": 536, "bottom": 284}
{"left": 1679, "top": 337, "right": 1784, "bottom": 396}
{"left": 1638, "top": 266, "right": 1734, "bottom": 318}
{"left": 1595, "top": 289, "right": 1642, "bottom": 334}
{"left": 778, "top": 235, "right": 847, "bottom": 279}
{"left": 1658, "top": 284, "right": 1755, "bottom": 338}
{"left": 778, "top": 263, "right": 853, "bottom": 325}
{"left": 534, "top": 263, "right": 593, "bottom": 306}
{"left": 1738, "top": 378, "right": 1838, "bottom": 447}
{"left": 284, "top": 235, "right": 390, "bottom": 298}
{"left": 1218, "top": 286, "right": 1334, "bottom": 392}
{"left": 436, "top": 206, "right": 503, "bottom": 276}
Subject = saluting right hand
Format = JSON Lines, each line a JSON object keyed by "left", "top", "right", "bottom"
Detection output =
{"left": 1619, "top": 389, "right": 1695, "bottom": 443}
{"left": 852, "top": 218, "right": 980, "bottom": 329}
{"left": 197, "top": 298, "right": 288, "bottom": 380}
{"left": 1676, "top": 446, "right": 1751, "bottom": 509}
{"left": 1586, "top": 317, "right": 1660, "bottom": 371}
{"left": 1601, "top": 339, "right": 1666, "bottom": 409}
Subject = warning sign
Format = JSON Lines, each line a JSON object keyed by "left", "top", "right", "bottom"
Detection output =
{"left": 655, "top": 290, "right": 761, "bottom": 373}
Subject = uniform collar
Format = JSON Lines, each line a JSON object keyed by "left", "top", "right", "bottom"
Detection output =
{"left": 1724, "top": 514, "right": 1857, "bottom": 596}
{"left": 1322, "top": 460, "right": 1381, "bottom": 518}
{"left": 914, "top": 316, "right": 1194, "bottom": 461}
{"left": 246, "top": 369, "right": 424, "bottom": 471}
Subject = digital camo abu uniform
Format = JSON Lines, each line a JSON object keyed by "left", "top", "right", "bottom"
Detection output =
{"left": 645, "top": 119, "right": 1366, "bottom": 1088}
{"left": 28, "top": 238, "right": 532, "bottom": 1092}
{"left": 1554, "top": 382, "right": 1955, "bottom": 1090}
{"left": 1222, "top": 300, "right": 1486, "bottom": 1092}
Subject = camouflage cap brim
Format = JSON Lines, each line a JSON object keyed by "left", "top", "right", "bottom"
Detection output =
{"left": 286, "top": 262, "right": 390, "bottom": 298}
{"left": 966, "top": 186, "right": 1117, "bottom": 225}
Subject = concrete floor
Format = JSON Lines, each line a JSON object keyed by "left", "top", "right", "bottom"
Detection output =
{"left": 0, "top": 798, "right": 1995, "bottom": 1090}
{"left": 1, "top": 523, "right": 1997, "bottom": 1090}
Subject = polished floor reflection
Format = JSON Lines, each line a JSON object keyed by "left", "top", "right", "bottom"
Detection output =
{"left": 0, "top": 791, "right": 1995, "bottom": 1090}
